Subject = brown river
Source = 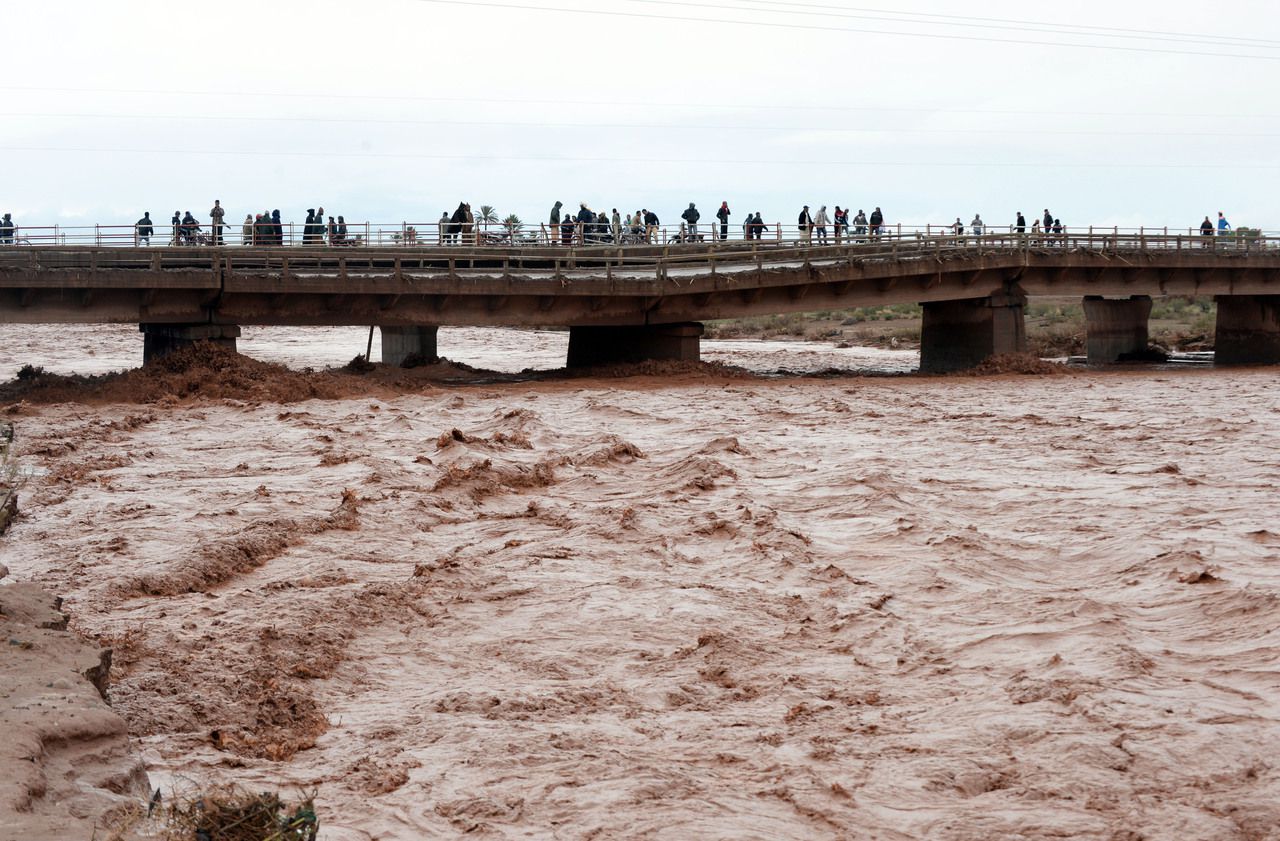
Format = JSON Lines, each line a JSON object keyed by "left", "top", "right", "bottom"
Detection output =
{"left": 2, "top": 325, "right": 1278, "bottom": 840}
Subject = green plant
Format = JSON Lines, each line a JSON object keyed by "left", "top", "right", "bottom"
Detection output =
{"left": 477, "top": 205, "right": 499, "bottom": 224}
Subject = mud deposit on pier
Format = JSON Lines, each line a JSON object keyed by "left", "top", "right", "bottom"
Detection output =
{"left": 3, "top": 352, "right": 1280, "bottom": 839}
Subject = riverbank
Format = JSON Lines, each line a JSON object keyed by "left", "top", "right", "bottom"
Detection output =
{"left": 705, "top": 296, "right": 1218, "bottom": 357}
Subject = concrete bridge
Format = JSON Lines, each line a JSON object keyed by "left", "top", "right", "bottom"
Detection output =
{"left": 1, "top": 233, "right": 1278, "bottom": 371}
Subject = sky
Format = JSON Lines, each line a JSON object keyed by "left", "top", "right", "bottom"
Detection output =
{"left": 2, "top": 0, "right": 1277, "bottom": 233}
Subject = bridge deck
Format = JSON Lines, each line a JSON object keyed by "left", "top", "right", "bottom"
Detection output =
{"left": 1, "top": 234, "right": 1277, "bottom": 328}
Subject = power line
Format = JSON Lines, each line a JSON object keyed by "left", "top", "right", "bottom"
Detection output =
{"left": 2, "top": 85, "right": 1275, "bottom": 121}
{"left": 6, "top": 111, "right": 1280, "bottom": 139}
{"left": 736, "top": 0, "right": 1280, "bottom": 48}
{"left": 626, "top": 0, "right": 1280, "bottom": 51}
{"left": 4, "top": 145, "right": 1277, "bottom": 169}
{"left": 404, "top": 0, "right": 1280, "bottom": 60}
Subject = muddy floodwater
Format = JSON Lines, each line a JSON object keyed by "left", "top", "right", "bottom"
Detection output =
{"left": 2, "top": 326, "right": 1279, "bottom": 840}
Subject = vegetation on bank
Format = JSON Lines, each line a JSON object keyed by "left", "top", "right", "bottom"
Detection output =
{"left": 705, "top": 297, "right": 1218, "bottom": 356}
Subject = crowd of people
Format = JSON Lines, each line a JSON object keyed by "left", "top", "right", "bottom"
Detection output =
{"left": 0, "top": 205, "right": 1247, "bottom": 248}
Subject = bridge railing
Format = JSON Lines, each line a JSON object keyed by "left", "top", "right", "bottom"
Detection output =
{"left": 1, "top": 222, "right": 1275, "bottom": 253}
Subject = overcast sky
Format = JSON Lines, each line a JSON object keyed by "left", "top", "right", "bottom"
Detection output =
{"left": 3, "top": 0, "right": 1277, "bottom": 232}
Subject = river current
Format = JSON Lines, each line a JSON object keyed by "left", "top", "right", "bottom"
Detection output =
{"left": 1, "top": 325, "right": 1277, "bottom": 840}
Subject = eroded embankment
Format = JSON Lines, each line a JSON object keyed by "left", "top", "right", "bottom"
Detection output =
{"left": 0, "top": 580, "right": 150, "bottom": 841}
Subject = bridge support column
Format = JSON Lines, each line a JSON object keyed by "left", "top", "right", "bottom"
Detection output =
{"left": 567, "top": 322, "right": 703, "bottom": 368}
{"left": 1083, "top": 295, "right": 1153, "bottom": 363}
{"left": 919, "top": 291, "right": 1026, "bottom": 373}
{"left": 1215, "top": 295, "right": 1280, "bottom": 365}
{"left": 380, "top": 326, "right": 439, "bottom": 367}
{"left": 140, "top": 324, "right": 240, "bottom": 364}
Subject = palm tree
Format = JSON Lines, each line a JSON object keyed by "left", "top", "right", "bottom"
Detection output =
{"left": 477, "top": 205, "right": 499, "bottom": 224}
{"left": 503, "top": 213, "right": 523, "bottom": 236}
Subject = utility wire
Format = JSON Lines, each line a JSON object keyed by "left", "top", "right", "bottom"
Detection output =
{"left": 1, "top": 85, "right": 1275, "bottom": 121}
{"left": 6, "top": 111, "right": 1280, "bottom": 139}
{"left": 736, "top": 0, "right": 1280, "bottom": 48}
{"left": 404, "top": 0, "right": 1280, "bottom": 60}
{"left": 4, "top": 145, "right": 1277, "bottom": 169}
{"left": 627, "top": 0, "right": 1280, "bottom": 51}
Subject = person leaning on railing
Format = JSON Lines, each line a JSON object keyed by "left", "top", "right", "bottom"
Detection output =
{"left": 135, "top": 212, "right": 153, "bottom": 246}
{"left": 0, "top": 213, "right": 13, "bottom": 245}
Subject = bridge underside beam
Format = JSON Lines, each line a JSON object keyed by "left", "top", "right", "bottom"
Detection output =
{"left": 919, "top": 291, "right": 1026, "bottom": 373}
{"left": 1083, "top": 295, "right": 1153, "bottom": 363}
{"left": 567, "top": 322, "right": 702, "bottom": 368}
{"left": 1215, "top": 295, "right": 1280, "bottom": 365}
{"left": 140, "top": 323, "right": 240, "bottom": 364}
{"left": 380, "top": 326, "right": 438, "bottom": 366}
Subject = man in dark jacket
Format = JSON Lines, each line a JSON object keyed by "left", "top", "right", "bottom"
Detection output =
{"left": 797, "top": 206, "right": 813, "bottom": 243}
{"left": 643, "top": 209, "right": 659, "bottom": 243}
{"left": 716, "top": 201, "right": 730, "bottom": 240}
{"left": 271, "top": 209, "right": 283, "bottom": 245}
{"left": 181, "top": 211, "right": 199, "bottom": 244}
{"left": 681, "top": 203, "right": 700, "bottom": 240}
{"left": 0, "top": 213, "right": 14, "bottom": 245}
{"left": 1016, "top": 212, "right": 1026, "bottom": 234}
{"left": 1043, "top": 209, "right": 1053, "bottom": 232}
{"left": 135, "top": 212, "right": 154, "bottom": 246}
{"left": 869, "top": 207, "right": 884, "bottom": 240}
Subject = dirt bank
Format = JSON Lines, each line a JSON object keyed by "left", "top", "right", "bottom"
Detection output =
{"left": 0, "top": 580, "right": 150, "bottom": 841}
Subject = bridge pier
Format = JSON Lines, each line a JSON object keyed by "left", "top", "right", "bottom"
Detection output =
{"left": 140, "top": 323, "right": 240, "bottom": 364}
{"left": 919, "top": 291, "right": 1026, "bottom": 373}
{"left": 1083, "top": 295, "right": 1153, "bottom": 363}
{"left": 567, "top": 322, "right": 703, "bottom": 368}
{"left": 1215, "top": 295, "right": 1280, "bottom": 365}
{"left": 380, "top": 326, "right": 439, "bottom": 366}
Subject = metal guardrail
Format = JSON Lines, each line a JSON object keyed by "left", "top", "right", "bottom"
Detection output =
{"left": 0, "top": 220, "right": 1272, "bottom": 251}
{"left": 4, "top": 233, "right": 1277, "bottom": 290}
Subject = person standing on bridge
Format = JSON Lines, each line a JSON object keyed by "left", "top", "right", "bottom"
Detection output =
{"left": 716, "top": 201, "right": 731, "bottom": 241}
{"left": 971, "top": 214, "right": 984, "bottom": 238}
{"left": 611, "top": 208, "right": 622, "bottom": 244}
{"left": 853, "top": 209, "right": 867, "bottom": 241}
{"left": 0, "top": 213, "right": 15, "bottom": 245}
{"left": 549, "top": 201, "right": 563, "bottom": 244}
{"left": 1217, "top": 211, "right": 1231, "bottom": 236}
{"left": 135, "top": 212, "right": 153, "bottom": 247}
{"left": 643, "top": 208, "right": 659, "bottom": 243}
{"left": 303, "top": 209, "right": 316, "bottom": 245}
{"left": 209, "top": 200, "right": 225, "bottom": 246}
{"left": 1201, "top": 216, "right": 1214, "bottom": 247}
{"left": 813, "top": 206, "right": 830, "bottom": 245}
{"left": 833, "top": 206, "right": 848, "bottom": 243}
{"left": 242, "top": 214, "right": 253, "bottom": 245}
{"left": 869, "top": 207, "right": 884, "bottom": 240}
{"left": 170, "top": 211, "right": 181, "bottom": 245}
{"left": 1042, "top": 209, "right": 1053, "bottom": 233}
{"left": 1016, "top": 212, "right": 1026, "bottom": 236}
{"left": 797, "top": 205, "right": 813, "bottom": 244}
{"left": 682, "top": 203, "right": 701, "bottom": 241}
